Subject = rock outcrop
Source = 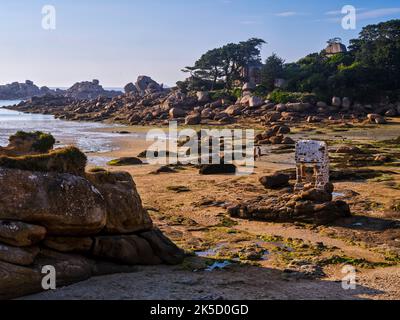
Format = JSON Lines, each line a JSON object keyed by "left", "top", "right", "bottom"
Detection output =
{"left": 0, "top": 132, "right": 184, "bottom": 300}
{"left": 0, "top": 80, "right": 55, "bottom": 100}
{"left": 64, "top": 80, "right": 121, "bottom": 100}
{"left": 228, "top": 175, "right": 351, "bottom": 225}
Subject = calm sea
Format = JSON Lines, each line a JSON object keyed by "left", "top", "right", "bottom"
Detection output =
{"left": 0, "top": 100, "right": 121, "bottom": 155}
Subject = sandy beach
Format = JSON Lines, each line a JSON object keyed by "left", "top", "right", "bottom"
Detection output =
{"left": 20, "top": 120, "right": 400, "bottom": 300}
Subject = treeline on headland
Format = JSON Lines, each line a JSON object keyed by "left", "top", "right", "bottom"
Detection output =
{"left": 178, "top": 19, "right": 400, "bottom": 104}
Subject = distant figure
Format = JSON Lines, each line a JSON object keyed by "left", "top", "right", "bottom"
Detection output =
{"left": 254, "top": 146, "right": 262, "bottom": 161}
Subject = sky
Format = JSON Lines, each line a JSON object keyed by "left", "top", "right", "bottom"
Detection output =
{"left": 0, "top": 0, "right": 399, "bottom": 88}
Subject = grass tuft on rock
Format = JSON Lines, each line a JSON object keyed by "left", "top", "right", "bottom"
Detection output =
{"left": 0, "top": 146, "right": 87, "bottom": 175}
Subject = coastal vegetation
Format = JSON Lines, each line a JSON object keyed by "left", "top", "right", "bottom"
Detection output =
{"left": 182, "top": 19, "right": 400, "bottom": 104}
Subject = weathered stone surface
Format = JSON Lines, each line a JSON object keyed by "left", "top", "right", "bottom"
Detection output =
{"left": 0, "top": 244, "right": 39, "bottom": 266}
{"left": 43, "top": 237, "right": 93, "bottom": 253}
{"left": 124, "top": 82, "right": 138, "bottom": 94}
{"left": 229, "top": 193, "right": 351, "bottom": 225}
{"left": 86, "top": 171, "right": 153, "bottom": 234}
{"left": 0, "top": 221, "right": 46, "bottom": 247}
{"left": 298, "top": 189, "right": 333, "bottom": 202}
{"left": 135, "top": 76, "right": 162, "bottom": 95}
{"left": 34, "top": 249, "right": 93, "bottom": 289}
{"left": 224, "top": 105, "right": 243, "bottom": 116}
{"left": 139, "top": 229, "right": 185, "bottom": 265}
{"left": 92, "top": 235, "right": 162, "bottom": 265}
{"left": 0, "top": 261, "right": 42, "bottom": 300}
{"left": 259, "top": 173, "right": 290, "bottom": 189}
{"left": 0, "top": 168, "right": 107, "bottom": 236}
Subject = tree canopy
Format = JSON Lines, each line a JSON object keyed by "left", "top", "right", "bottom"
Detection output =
{"left": 182, "top": 38, "right": 266, "bottom": 90}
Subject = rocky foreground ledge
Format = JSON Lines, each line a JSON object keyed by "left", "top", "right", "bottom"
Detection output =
{"left": 0, "top": 132, "right": 184, "bottom": 300}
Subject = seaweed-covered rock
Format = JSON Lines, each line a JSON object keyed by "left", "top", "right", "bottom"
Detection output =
{"left": 0, "top": 131, "right": 55, "bottom": 157}
{"left": 0, "top": 146, "right": 87, "bottom": 176}
{"left": 107, "top": 157, "right": 143, "bottom": 166}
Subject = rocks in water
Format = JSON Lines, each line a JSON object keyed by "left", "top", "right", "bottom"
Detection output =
{"left": 0, "top": 221, "right": 46, "bottom": 247}
{"left": 0, "top": 168, "right": 107, "bottom": 236}
{"left": 199, "top": 163, "right": 237, "bottom": 175}
{"left": 259, "top": 173, "right": 290, "bottom": 189}
{"left": 107, "top": 157, "right": 143, "bottom": 166}
{"left": 0, "top": 80, "right": 55, "bottom": 100}
{"left": 86, "top": 171, "right": 153, "bottom": 234}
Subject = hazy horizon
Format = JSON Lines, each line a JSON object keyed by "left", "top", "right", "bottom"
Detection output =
{"left": 1, "top": 0, "right": 399, "bottom": 88}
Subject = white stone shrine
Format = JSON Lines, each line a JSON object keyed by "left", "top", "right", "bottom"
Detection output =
{"left": 295, "top": 140, "right": 330, "bottom": 191}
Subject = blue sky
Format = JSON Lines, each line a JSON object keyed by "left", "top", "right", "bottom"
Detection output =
{"left": 0, "top": 0, "right": 399, "bottom": 87}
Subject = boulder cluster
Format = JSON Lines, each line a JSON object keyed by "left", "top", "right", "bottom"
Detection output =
{"left": 228, "top": 173, "right": 351, "bottom": 225}
{"left": 9, "top": 79, "right": 400, "bottom": 127}
{"left": 0, "top": 79, "right": 121, "bottom": 101}
{"left": 0, "top": 132, "right": 184, "bottom": 299}
{"left": 0, "top": 80, "right": 53, "bottom": 100}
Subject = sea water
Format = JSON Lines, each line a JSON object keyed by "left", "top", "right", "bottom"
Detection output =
{"left": 0, "top": 100, "right": 122, "bottom": 154}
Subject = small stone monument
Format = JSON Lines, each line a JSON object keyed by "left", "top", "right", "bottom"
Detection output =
{"left": 295, "top": 140, "right": 330, "bottom": 191}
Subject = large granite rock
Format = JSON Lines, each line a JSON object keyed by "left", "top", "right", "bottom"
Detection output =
{"left": 86, "top": 171, "right": 153, "bottom": 234}
{"left": 0, "top": 168, "right": 107, "bottom": 236}
{"left": 92, "top": 235, "right": 162, "bottom": 265}
{"left": 64, "top": 80, "right": 121, "bottom": 100}
{"left": 135, "top": 76, "right": 162, "bottom": 95}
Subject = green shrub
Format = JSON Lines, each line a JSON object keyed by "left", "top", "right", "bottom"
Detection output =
{"left": 13, "top": 131, "right": 55, "bottom": 153}
{"left": 267, "top": 90, "right": 317, "bottom": 104}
